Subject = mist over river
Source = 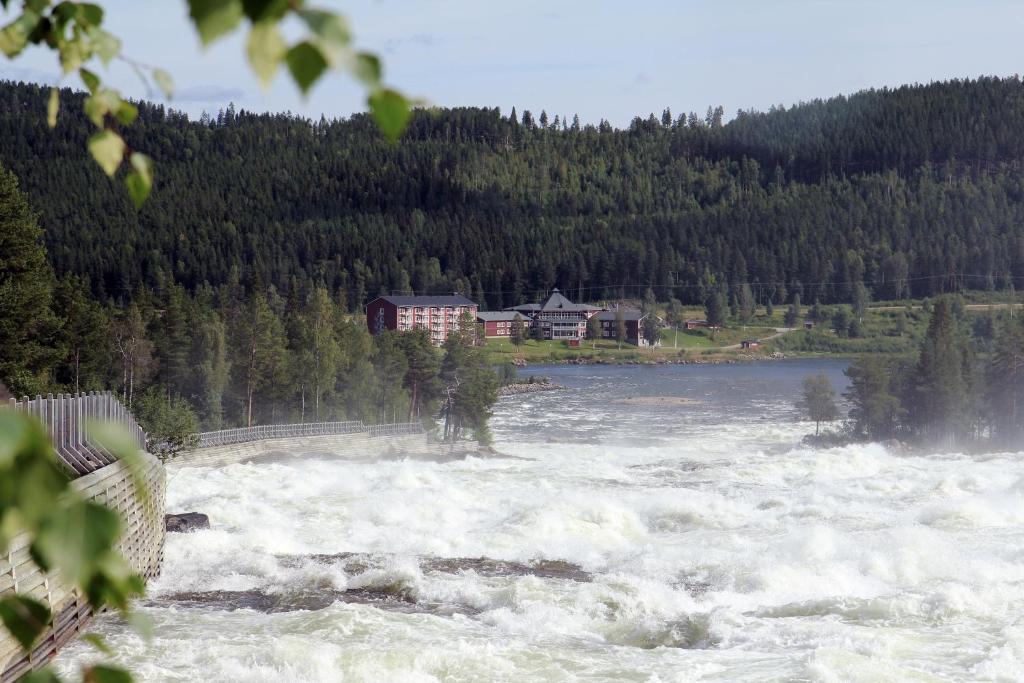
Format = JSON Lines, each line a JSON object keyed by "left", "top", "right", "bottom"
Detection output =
{"left": 57, "top": 360, "right": 1024, "bottom": 681}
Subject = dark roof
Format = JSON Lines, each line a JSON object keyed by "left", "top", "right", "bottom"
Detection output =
{"left": 476, "top": 311, "right": 525, "bottom": 321}
{"left": 507, "top": 288, "right": 601, "bottom": 313}
{"left": 371, "top": 294, "right": 476, "bottom": 307}
{"left": 539, "top": 288, "right": 601, "bottom": 312}
{"left": 596, "top": 309, "right": 644, "bottom": 321}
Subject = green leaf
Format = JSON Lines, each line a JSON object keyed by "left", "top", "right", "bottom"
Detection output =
{"left": 241, "top": 0, "right": 288, "bottom": 22}
{"left": 82, "top": 632, "right": 112, "bottom": 655}
{"left": 126, "top": 171, "right": 150, "bottom": 208}
{"left": 352, "top": 53, "right": 381, "bottom": 87}
{"left": 188, "top": 0, "right": 243, "bottom": 46}
{"left": 297, "top": 9, "right": 350, "bottom": 47}
{"left": 0, "top": 11, "right": 41, "bottom": 58}
{"left": 78, "top": 3, "right": 104, "bottom": 26}
{"left": 285, "top": 41, "right": 328, "bottom": 95}
{"left": 20, "top": 668, "right": 61, "bottom": 683}
{"left": 79, "top": 67, "right": 100, "bottom": 93}
{"left": 84, "top": 665, "right": 132, "bottom": 683}
{"left": 91, "top": 418, "right": 150, "bottom": 499}
{"left": 368, "top": 88, "right": 411, "bottom": 143}
{"left": 152, "top": 68, "right": 174, "bottom": 98}
{"left": 58, "top": 36, "right": 86, "bottom": 73}
{"left": 115, "top": 101, "right": 138, "bottom": 126}
{"left": 246, "top": 21, "right": 285, "bottom": 89}
{"left": 33, "top": 500, "right": 122, "bottom": 586}
{"left": 89, "top": 27, "right": 121, "bottom": 65}
{"left": 0, "top": 410, "right": 31, "bottom": 467}
{"left": 47, "top": 87, "right": 59, "bottom": 128}
{"left": 84, "top": 89, "right": 122, "bottom": 127}
{"left": 87, "top": 130, "right": 126, "bottom": 176}
{"left": 0, "top": 596, "right": 51, "bottom": 650}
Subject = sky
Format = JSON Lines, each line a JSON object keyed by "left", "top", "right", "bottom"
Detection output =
{"left": 3, "top": 0, "right": 1024, "bottom": 127}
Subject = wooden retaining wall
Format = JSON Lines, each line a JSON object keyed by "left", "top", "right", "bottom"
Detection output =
{"left": 1, "top": 393, "right": 165, "bottom": 682}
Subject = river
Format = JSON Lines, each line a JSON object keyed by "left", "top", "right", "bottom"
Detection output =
{"left": 56, "top": 360, "right": 1024, "bottom": 681}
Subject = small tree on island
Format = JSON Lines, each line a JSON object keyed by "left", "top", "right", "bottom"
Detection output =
{"left": 510, "top": 313, "right": 526, "bottom": 348}
{"left": 799, "top": 373, "right": 840, "bottom": 436}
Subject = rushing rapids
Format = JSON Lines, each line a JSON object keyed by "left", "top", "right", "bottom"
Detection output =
{"left": 56, "top": 360, "right": 1024, "bottom": 681}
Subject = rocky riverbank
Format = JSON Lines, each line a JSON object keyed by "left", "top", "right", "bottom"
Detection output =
{"left": 561, "top": 351, "right": 787, "bottom": 365}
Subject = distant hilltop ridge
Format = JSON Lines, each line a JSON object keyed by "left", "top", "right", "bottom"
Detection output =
{"left": 1, "top": 76, "right": 1022, "bottom": 309}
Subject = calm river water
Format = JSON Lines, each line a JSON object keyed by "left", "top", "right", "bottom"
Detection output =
{"left": 57, "top": 360, "right": 1024, "bottom": 681}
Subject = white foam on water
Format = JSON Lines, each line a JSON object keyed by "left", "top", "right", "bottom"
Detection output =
{"left": 54, "top": 363, "right": 1024, "bottom": 681}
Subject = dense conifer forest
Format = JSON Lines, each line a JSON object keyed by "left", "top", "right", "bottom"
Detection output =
{"left": 2, "top": 76, "right": 1024, "bottom": 309}
{"left": 3, "top": 76, "right": 1024, "bottom": 440}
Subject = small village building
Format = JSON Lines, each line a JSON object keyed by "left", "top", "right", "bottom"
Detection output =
{"left": 740, "top": 339, "right": 761, "bottom": 349}
{"left": 685, "top": 319, "right": 719, "bottom": 330}
{"left": 506, "top": 289, "right": 602, "bottom": 341}
{"left": 804, "top": 321, "right": 816, "bottom": 329}
{"left": 476, "top": 311, "right": 523, "bottom": 338}
{"left": 366, "top": 294, "right": 478, "bottom": 347}
{"left": 595, "top": 309, "right": 656, "bottom": 346}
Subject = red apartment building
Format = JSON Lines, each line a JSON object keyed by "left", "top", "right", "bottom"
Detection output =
{"left": 366, "top": 294, "right": 478, "bottom": 346}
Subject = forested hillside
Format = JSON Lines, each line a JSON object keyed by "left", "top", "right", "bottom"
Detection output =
{"left": 2, "top": 76, "right": 1024, "bottom": 309}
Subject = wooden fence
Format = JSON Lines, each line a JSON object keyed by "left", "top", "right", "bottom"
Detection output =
{"left": 1, "top": 393, "right": 163, "bottom": 682}
{"left": 6, "top": 392, "right": 147, "bottom": 477}
{"left": 195, "top": 421, "right": 425, "bottom": 449}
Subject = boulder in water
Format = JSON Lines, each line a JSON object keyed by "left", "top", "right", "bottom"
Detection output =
{"left": 165, "top": 512, "right": 210, "bottom": 533}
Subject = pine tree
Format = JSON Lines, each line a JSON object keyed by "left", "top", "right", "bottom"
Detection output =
{"left": 53, "top": 275, "right": 108, "bottom": 394}
{"left": 844, "top": 356, "right": 905, "bottom": 440}
{"left": 0, "top": 163, "right": 60, "bottom": 395}
{"left": 397, "top": 328, "right": 441, "bottom": 422}
{"left": 440, "top": 313, "right": 498, "bottom": 444}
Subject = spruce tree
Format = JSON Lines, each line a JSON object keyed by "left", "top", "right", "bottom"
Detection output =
{"left": 783, "top": 293, "right": 801, "bottom": 327}
{"left": 910, "top": 298, "right": 973, "bottom": 444}
{"left": 986, "top": 315, "right": 1024, "bottom": 443}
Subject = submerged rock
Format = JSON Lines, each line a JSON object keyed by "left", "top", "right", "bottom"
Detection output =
{"left": 165, "top": 512, "right": 210, "bottom": 533}
{"left": 498, "top": 381, "right": 564, "bottom": 397}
